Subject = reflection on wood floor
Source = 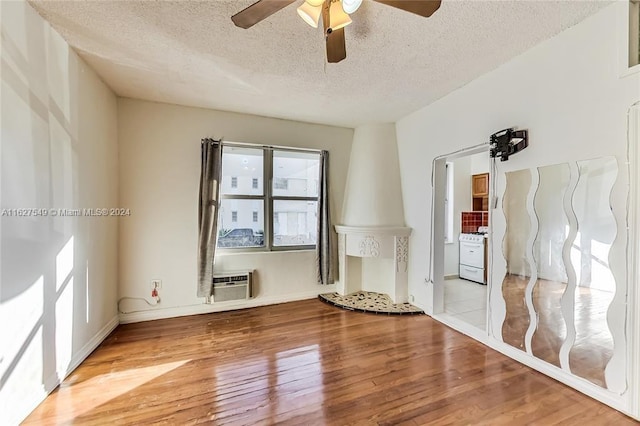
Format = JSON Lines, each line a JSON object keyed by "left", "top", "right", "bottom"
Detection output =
{"left": 23, "top": 299, "right": 633, "bottom": 424}
{"left": 502, "top": 274, "right": 614, "bottom": 388}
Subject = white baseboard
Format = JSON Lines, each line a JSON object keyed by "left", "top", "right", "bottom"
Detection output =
{"left": 6, "top": 315, "right": 119, "bottom": 426}
{"left": 65, "top": 316, "right": 119, "bottom": 380}
{"left": 119, "top": 290, "right": 330, "bottom": 324}
{"left": 45, "top": 315, "right": 119, "bottom": 391}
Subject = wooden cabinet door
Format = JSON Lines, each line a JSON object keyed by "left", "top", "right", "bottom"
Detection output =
{"left": 472, "top": 173, "right": 489, "bottom": 197}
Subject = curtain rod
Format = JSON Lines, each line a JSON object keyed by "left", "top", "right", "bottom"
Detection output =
{"left": 214, "top": 139, "right": 322, "bottom": 154}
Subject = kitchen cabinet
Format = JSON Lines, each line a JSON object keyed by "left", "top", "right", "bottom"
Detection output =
{"left": 472, "top": 173, "right": 489, "bottom": 211}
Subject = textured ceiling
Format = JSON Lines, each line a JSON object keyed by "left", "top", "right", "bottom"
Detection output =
{"left": 29, "top": 0, "right": 610, "bottom": 127}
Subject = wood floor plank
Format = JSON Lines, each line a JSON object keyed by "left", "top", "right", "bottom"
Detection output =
{"left": 22, "top": 299, "right": 636, "bottom": 425}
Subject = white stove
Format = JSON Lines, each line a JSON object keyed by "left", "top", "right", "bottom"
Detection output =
{"left": 459, "top": 233, "right": 486, "bottom": 243}
{"left": 459, "top": 227, "right": 488, "bottom": 284}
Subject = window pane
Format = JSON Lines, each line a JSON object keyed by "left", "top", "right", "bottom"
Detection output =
{"left": 273, "top": 200, "right": 317, "bottom": 246}
{"left": 222, "top": 147, "right": 263, "bottom": 195}
{"left": 218, "top": 199, "right": 264, "bottom": 248}
{"left": 272, "top": 151, "right": 319, "bottom": 197}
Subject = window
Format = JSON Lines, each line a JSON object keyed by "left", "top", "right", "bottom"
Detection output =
{"left": 218, "top": 145, "right": 320, "bottom": 250}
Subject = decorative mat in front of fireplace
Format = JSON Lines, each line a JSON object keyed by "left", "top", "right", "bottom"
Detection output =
{"left": 319, "top": 291, "right": 423, "bottom": 315}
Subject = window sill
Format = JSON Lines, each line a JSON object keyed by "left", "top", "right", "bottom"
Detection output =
{"left": 216, "top": 248, "right": 315, "bottom": 256}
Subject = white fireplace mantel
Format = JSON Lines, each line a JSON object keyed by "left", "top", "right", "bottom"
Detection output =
{"left": 335, "top": 225, "right": 412, "bottom": 303}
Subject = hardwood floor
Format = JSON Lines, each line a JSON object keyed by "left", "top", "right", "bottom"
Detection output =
{"left": 24, "top": 299, "right": 634, "bottom": 425}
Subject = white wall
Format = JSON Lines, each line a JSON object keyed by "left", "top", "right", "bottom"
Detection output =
{"left": 470, "top": 152, "right": 490, "bottom": 176}
{"left": 341, "top": 123, "right": 404, "bottom": 227}
{"left": 0, "top": 1, "right": 119, "bottom": 423}
{"left": 443, "top": 155, "right": 472, "bottom": 276}
{"left": 396, "top": 0, "right": 638, "bottom": 316}
{"left": 396, "top": 2, "right": 638, "bottom": 413}
{"left": 117, "top": 99, "right": 353, "bottom": 321}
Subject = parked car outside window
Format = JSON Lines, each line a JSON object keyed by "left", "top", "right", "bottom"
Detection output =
{"left": 218, "top": 228, "right": 264, "bottom": 247}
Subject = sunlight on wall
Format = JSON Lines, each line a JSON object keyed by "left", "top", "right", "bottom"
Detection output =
{"left": 49, "top": 113, "right": 74, "bottom": 235}
{"left": 0, "top": 276, "right": 44, "bottom": 417}
{"left": 56, "top": 237, "right": 74, "bottom": 291}
{"left": 46, "top": 16, "right": 71, "bottom": 123}
{"left": 1, "top": 1, "right": 118, "bottom": 423}
{"left": 55, "top": 276, "right": 74, "bottom": 380}
{"left": 55, "top": 237, "right": 75, "bottom": 379}
{"left": 85, "top": 260, "right": 90, "bottom": 324}
{"left": 1, "top": 275, "right": 43, "bottom": 369}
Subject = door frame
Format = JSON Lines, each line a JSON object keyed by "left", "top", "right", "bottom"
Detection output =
{"left": 429, "top": 143, "right": 491, "bottom": 339}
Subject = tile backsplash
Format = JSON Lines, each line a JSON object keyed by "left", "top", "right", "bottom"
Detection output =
{"left": 461, "top": 211, "right": 488, "bottom": 233}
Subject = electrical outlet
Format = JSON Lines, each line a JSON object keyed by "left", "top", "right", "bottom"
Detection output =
{"left": 151, "top": 279, "right": 162, "bottom": 290}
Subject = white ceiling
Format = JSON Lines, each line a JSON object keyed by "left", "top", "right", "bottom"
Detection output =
{"left": 29, "top": 0, "right": 610, "bottom": 128}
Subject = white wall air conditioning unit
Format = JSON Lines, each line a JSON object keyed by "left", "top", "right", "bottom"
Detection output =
{"left": 212, "top": 270, "right": 253, "bottom": 302}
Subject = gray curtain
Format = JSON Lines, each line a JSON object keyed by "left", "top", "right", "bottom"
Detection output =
{"left": 317, "top": 150, "right": 334, "bottom": 284}
{"left": 197, "top": 138, "right": 223, "bottom": 297}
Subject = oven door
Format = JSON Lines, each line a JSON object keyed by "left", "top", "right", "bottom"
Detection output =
{"left": 459, "top": 264, "right": 484, "bottom": 283}
{"left": 459, "top": 241, "right": 484, "bottom": 268}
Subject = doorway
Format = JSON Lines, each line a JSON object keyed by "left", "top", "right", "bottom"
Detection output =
{"left": 431, "top": 145, "right": 490, "bottom": 332}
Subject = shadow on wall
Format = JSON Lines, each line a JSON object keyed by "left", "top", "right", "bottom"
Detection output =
{"left": 1, "top": 1, "right": 117, "bottom": 422}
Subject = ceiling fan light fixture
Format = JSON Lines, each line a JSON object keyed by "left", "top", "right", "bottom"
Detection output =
{"left": 297, "top": 2, "right": 322, "bottom": 28}
{"left": 341, "top": 0, "right": 362, "bottom": 14}
{"left": 305, "top": 0, "right": 325, "bottom": 6}
{"left": 329, "top": 0, "right": 352, "bottom": 31}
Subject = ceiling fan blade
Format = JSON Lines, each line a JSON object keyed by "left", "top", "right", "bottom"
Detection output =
{"left": 373, "top": 0, "right": 442, "bottom": 18}
{"left": 231, "top": 0, "right": 296, "bottom": 29}
{"left": 326, "top": 28, "right": 346, "bottom": 63}
{"left": 320, "top": 0, "right": 346, "bottom": 63}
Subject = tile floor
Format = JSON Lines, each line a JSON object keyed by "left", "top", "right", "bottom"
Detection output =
{"left": 444, "top": 278, "right": 487, "bottom": 330}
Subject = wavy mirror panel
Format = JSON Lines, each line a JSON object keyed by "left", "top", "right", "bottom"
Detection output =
{"left": 530, "top": 163, "right": 571, "bottom": 367}
{"left": 500, "top": 156, "right": 619, "bottom": 389}
{"left": 568, "top": 156, "right": 617, "bottom": 387}
{"left": 501, "top": 169, "right": 532, "bottom": 351}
